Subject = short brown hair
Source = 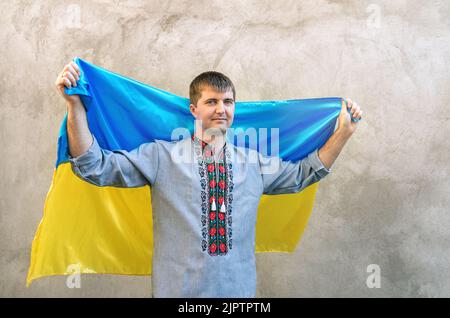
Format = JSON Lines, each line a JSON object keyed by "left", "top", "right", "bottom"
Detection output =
{"left": 189, "top": 71, "right": 236, "bottom": 106}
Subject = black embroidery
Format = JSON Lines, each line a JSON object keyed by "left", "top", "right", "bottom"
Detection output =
{"left": 193, "top": 135, "right": 234, "bottom": 255}
{"left": 225, "top": 145, "right": 234, "bottom": 251}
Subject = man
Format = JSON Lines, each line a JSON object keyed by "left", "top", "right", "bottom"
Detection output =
{"left": 55, "top": 60, "right": 363, "bottom": 297}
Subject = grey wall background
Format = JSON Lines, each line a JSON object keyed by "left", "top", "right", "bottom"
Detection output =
{"left": 1, "top": 0, "right": 449, "bottom": 297}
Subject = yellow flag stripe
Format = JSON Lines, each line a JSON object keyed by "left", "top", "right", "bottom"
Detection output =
{"left": 27, "top": 163, "right": 319, "bottom": 286}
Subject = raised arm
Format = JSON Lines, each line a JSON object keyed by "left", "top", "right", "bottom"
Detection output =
{"left": 56, "top": 60, "right": 158, "bottom": 187}
{"left": 55, "top": 61, "right": 93, "bottom": 157}
{"left": 318, "top": 98, "right": 363, "bottom": 169}
{"left": 260, "top": 97, "right": 363, "bottom": 194}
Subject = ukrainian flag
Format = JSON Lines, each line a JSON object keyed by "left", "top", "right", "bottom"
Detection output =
{"left": 26, "top": 57, "right": 342, "bottom": 286}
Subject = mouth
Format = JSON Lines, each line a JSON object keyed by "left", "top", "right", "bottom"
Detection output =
{"left": 212, "top": 118, "right": 227, "bottom": 121}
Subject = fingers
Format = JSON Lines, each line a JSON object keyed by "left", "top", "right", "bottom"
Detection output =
{"left": 342, "top": 97, "right": 363, "bottom": 122}
{"left": 66, "top": 64, "right": 80, "bottom": 80}
{"left": 344, "top": 97, "right": 362, "bottom": 118}
{"left": 343, "top": 97, "right": 352, "bottom": 113}
{"left": 356, "top": 110, "right": 363, "bottom": 120}
{"left": 70, "top": 61, "right": 81, "bottom": 75}
{"left": 347, "top": 98, "right": 356, "bottom": 114}
{"left": 62, "top": 77, "right": 72, "bottom": 88}
{"left": 65, "top": 70, "right": 77, "bottom": 87}
{"left": 351, "top": 102, "right": 358, "bottom": 115}
{"left": 56, "top": 61, "right": 81, "bottom": 89}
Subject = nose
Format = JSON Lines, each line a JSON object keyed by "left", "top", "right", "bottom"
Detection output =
{"left": 215, "top": 101, "right": 225, "bottom": 114}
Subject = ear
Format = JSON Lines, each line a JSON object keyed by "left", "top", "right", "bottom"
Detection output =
{"left": 189, "top": 103, "right": 197, "bottom": 119}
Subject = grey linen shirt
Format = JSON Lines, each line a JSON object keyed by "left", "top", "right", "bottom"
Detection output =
{"left": 68, "top": 132, "right": 331, "bottom": 298}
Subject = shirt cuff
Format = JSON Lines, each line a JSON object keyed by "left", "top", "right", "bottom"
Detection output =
{"left": 307, "top": 149, "right": 331, "bottom": 177}
{"left": 68, "top": 133, "right": 100, "bottom": 168}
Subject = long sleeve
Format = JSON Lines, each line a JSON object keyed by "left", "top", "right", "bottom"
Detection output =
{"left": 68, "top": 134, "right": 159, "bottom": 187}
{"left": 259, "top": 149, "right": 331, "bottom": 195}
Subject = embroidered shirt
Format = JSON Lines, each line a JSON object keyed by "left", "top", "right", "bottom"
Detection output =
{"left": 68, "top": 131, "right": 331, "bottom": 297}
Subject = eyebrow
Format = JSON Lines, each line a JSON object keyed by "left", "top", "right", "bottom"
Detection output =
{"left": 204, "top": 98, "right": 234, "bottom": 102}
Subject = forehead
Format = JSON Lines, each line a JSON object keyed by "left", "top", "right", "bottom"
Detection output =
{"left": 199, "top": 85, "right": 234, "bottom": 100}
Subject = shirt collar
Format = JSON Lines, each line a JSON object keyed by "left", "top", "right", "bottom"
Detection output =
{"left": 191, "top": 130, "right": 232, "bottom": 150}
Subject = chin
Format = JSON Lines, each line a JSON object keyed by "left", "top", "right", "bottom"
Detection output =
{"left": 206, "top": 124, "right": 227, "bottom": 134}
{"left": 217, "top": 126, "right": 227, "bottom": 133}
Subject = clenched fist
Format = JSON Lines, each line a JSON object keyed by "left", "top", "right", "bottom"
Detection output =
{"left": 55, "top": 60, "right": 81, "bottom": 105}
{"left": 337, "top": 97, "right": 363, "bottom": 136}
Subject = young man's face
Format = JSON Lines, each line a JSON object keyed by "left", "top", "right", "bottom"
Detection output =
{"left": 189, "top": 85, "right": 235, "bottom": 133}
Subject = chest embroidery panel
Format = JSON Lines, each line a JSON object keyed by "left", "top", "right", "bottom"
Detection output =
{"left": 193, "top": 136, "right": 234, "bottom": 256}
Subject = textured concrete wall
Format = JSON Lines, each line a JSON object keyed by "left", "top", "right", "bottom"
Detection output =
{"left": 1, "top": 0, "right": 449, "bottom": 297}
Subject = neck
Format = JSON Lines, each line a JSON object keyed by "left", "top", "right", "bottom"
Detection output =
{"left": 194, "top": 129, "right": 227, "bottom": 152}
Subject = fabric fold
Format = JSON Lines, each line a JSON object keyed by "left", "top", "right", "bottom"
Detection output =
{"left": 27, "top": 57, "right": 342, "bottom": 286}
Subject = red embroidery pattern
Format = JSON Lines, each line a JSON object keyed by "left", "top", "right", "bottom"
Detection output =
{"left": 193, "top": 135, "right": 232, "bottom": 256}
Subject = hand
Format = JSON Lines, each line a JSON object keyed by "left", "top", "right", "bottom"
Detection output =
{"left": 55, "top": 60, "right": 81, "bottom": 105}
{"left": 337, "top": 97, "right": 363, "bottom": 136}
